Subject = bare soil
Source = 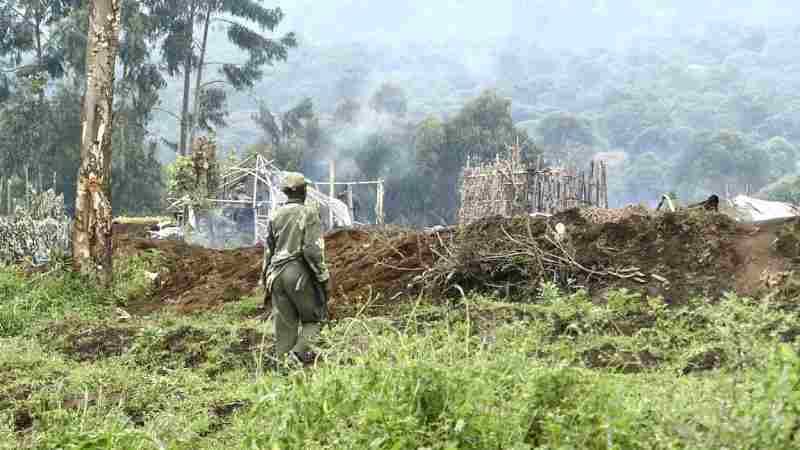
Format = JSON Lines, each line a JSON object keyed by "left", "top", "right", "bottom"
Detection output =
{"left": 112, "top": 210, "right": 800, "bottom": 317}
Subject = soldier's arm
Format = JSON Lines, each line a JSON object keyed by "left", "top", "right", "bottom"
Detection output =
{"left": 261, "top": 221, "right": 275, "bottom": 285}
{"left": 302, "top": 207, "right": 330, "bottom": 283}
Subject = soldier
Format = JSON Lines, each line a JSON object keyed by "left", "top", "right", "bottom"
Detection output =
{"left": 261, "top": 172, "right": 330, "bottom": 366}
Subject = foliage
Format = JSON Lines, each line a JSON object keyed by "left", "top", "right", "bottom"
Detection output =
{"left": 2, "top": 259, "right": 800, "bottom": 448}
{"left": 333, "top": 98, "right": 361, "bottom": 124}
{"left": 761, "top": 176, "right": 800, "bottom": 204}
{"left": 252, "top": 97, "right": 322, "bottom": 172}
{"left": 369, "top": 82, "right": 408, "bottom": 117}
{"left": 165, "top": 155, "right": 200, "bottom": 206}
{"left": 675, "top": 129, "right": 770, "bottom": 199}
{"left": 536, "top": 112, "right": 598, "bottom": 148}
{"left": 143, "top": 0, "right": 297, "bottom": 154}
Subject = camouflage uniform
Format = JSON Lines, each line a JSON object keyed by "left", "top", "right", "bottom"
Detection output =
{"left": 262, "top": 173, "right": 330, "bottom": 361}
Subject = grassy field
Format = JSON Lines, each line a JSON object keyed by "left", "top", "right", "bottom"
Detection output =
{"left": 1, "top": 255, "right": 800, "bottom": 449}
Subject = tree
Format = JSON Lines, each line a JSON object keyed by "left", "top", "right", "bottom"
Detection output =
{"left": 763, "top": 136, "right": 798, "bottom": 178}
{"left": 333, "top": 98, "right": 360, "bottom": 125}
{"left": 369, "top": 82, "right": 408, "bottom": 117}
{"left": 435, "top": 90, "right": 539, "bottom": 222}
{"left": 145, "top": 0, "right": 297, "bottom": 155}
{"left": 0, "top": 0, "right": 75, "bottom": 190}
{"left": 409, "top": 116, "right": 448, "bottom": 224}
{"left": 535, "top": 112, "right": 599, "bottom": 166}
{"left": 414, "top": 116, "right": 445, "bottom": 176}
{"left": 72, "top": 0, "right": 121, "bottom": 284}
{"left": 444, "top": 89, "right": 537, "bottom": 167}
{"left": 622, "top": 152, "right": 669, "bottom": 204}
{"left": 252, "top": 97, "right": 321, "bottom": 171}
{"left": 0, "top": 0, "right": 75, "bottom": 90}
{"left": 675, "top": 129, "right": 770, "bottom": 198}
{"left": 111, "top": 0, "right": 167, "bottom": 214}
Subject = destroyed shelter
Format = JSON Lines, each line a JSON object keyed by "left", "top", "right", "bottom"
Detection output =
{"left": 457, "top": 144, "right": 609, "bottom": 224}
{"left": 168, "top": 137, "right": 385, "bottom": 247}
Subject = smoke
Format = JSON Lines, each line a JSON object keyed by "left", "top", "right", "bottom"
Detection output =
{"left": 183, "top": 208, "right": 256, "bottom": 250}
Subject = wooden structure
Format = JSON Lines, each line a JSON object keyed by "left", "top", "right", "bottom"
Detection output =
{"left": 312, "top": 160, "right": 384, "bottom": 228}
{"left": 457, "top": 143, "right": 608, "bottom": 224}
{"left": 169, "top": 148, "right": 385, "bottom": 245}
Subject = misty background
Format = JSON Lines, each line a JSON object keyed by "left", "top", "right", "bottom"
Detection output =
{"left": 2, "top": 0, "right": 800, "bottom": 226}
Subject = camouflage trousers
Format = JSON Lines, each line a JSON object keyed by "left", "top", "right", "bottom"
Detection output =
{"left": 268, "top": 260, "right": 328, "bottom": 357}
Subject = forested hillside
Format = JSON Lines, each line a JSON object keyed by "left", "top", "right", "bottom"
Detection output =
{"left": 3, "top": 0, "right": 800, "bottom": 225}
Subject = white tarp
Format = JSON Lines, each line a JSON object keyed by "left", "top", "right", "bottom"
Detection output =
{"left": 728, "top": 195, "right": 800, "bottom": 222}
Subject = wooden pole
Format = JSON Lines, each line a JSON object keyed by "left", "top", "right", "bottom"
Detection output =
{"left": 346, "top": 183, "right": 354, "bottom": 221}
{"left": 329, "top": 159, "right": 335, "bottom": 229}
{"left": 377, "top": 179, "right": 385, "bottom": 225}
{"left": 0, "top": 174, "right": 4, "bottom": 215}
{"left": 252, "top": 157, "right": 259, "bottom": 244}
{"left": 603, "top": 162, "right": 608, "bottom": 208}
{"left": 25, "top": 165, "right": 29, "bottom": 208}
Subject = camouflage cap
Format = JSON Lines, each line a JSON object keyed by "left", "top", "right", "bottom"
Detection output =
{"left": 281, "top": 172, "right": 309, "bottom": 190}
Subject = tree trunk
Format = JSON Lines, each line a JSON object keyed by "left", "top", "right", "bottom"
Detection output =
{"left": 72, "top": 0, "right": 122, "bottom": 286}
{"left": 178, "top": 5, "right": 197, "bottom": 156}
{"left": 188, "top": 5, "right": 213, "bottom": 150}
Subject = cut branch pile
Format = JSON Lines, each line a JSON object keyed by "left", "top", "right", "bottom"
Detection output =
{"left": 418, "top": 216, "right": 644, "bottom": 297}
{"left": 405, "top": 208, "right": 739, "bottom": 302}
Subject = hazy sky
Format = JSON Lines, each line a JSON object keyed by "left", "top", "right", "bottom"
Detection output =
{"left": 270, "top": 0, "right": 796, "bottom": 48}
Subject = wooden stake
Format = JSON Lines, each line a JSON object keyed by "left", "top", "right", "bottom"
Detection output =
{"left": 329, "top": 159, "right": 335, "bottom": 229}
{"left": 346, "top": 183, "right": 354, "bottom": 220}
{"left": 25, "top": 165, "right": 29, "bottom": 208}
{"left": 377, "top": 179, "right": 385, "bottom": 225}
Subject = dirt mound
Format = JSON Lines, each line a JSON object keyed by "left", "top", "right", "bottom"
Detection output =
{"left": 326, "top": 227, "right": 438, "bottom": 315}
{"left": 115, "top": 225, "right": 436, "bottom": 317}
{"left": 113, "top": 209, "right": 800, "bottom": 316}
{"left": 117, "top": 238, "right": 262, "bottom": 314}
{"left": 415, "top": 209, "right": 796, "bottom": 304}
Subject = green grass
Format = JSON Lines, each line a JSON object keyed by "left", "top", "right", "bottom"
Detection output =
{"left": 1, "top": 259, "right": 800, "bottom": 449}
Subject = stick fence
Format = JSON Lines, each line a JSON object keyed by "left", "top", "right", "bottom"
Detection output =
{"left": 457, "top": 147, "right": 608, "bottom": 224}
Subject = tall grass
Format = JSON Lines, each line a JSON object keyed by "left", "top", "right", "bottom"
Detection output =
{"left": 0, "top": 251, "right": 161, "bottom": 337}
{"left": 2, "top": 266, "right": 800, "bottom": 449}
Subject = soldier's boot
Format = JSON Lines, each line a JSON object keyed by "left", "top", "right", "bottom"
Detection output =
{"left": 292, "top": 322, "right": 322, "bottom": 365}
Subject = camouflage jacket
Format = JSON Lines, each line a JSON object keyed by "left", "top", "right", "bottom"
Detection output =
{"left": 261, "top": 200, "right": 329, "bottom": 291}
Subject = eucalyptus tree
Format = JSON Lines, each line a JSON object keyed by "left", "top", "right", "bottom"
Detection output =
{"left": 72, "top": 0, "right": 122, "bottom": 284}
{"left": 145, "top": 0, "right": 297, "bottom": 155}
{"left": 0, "top": 0, "right": 75, "bottom": 91}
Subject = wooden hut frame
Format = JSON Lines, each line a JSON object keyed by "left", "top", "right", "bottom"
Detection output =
{"left": 457, "top": 142, "right": 608, "bottom": 224}
{"left": 170, "top": 154, "right": 385, "bottom": 245}
{"left": 310, "top": 178, "right": 385, "bottom": 227}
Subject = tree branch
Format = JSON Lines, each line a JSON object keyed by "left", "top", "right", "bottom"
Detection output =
{"left": 210, "top": 18, "right": 239, "bottom": 27}
{"left": 0, "top": 63, "right": 42, "bottom": 74}
{"left": 201, "top": 79, "right": 226, "bottom": 88}
{"left": 153, "top": 107, "right": 182, "bottom": 122}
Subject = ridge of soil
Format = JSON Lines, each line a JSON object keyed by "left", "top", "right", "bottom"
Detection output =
{"left": 112, "top": 210, "right": 800, "bottom": 317}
